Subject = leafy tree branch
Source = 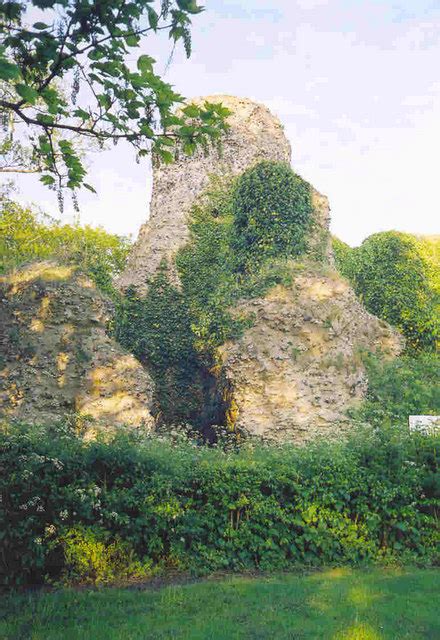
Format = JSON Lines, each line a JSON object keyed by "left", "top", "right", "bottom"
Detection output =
{"left": 0, "top": 0, "right": 230, "bottom": 197}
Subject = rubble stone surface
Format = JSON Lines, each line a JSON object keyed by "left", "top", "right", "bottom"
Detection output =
{"left": 117, "top": 95, "right": 404, "bottom": 442}
{"left": 117, "top": 95, "right": 292, "bottom": 291}
{"left": 219, "top": 264, "right": 403, "bottom": 443}
{"left": 0, "top": 262, "right": 155, "bottom": 433}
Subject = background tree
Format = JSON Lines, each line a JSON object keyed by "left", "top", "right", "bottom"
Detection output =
{"left": 0, "top": 195, "right": 130, "bottom": 293}
{"left": 333, "top": 231, "right": 439, "bottom": 352}
{"left": 0, "top": 0, "right": 229, "bottom": 199}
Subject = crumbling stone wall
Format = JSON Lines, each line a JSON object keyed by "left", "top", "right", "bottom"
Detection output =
{"left": 0, "top": 262, "right": 155, "bottom": 433}
{"left": 117, "top": 95, "right": 292, "bottom": 292}
{"left": 118, "top": 94, "right": 403, "bottom": 442}
{"left": 219, "top": 265, "right": 403, "bottom": 443}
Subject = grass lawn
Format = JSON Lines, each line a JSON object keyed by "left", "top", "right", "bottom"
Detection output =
{"left": 1, "top": 568, "right": 439, "bottom": 639}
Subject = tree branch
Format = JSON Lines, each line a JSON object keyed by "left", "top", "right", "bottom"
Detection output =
{"left": 0, "top": 98, "right": 182, "bottom": 142}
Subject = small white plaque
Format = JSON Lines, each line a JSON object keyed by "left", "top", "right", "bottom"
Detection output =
{"left": 409, "top": 415, "right": 440, "bottom": 435}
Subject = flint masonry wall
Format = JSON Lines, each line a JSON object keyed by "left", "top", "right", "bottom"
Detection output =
{"left": 118, "top": 95, "right": 403, "bottom": 442}
{"left": 117, "top": 95, "right": 292, "bottom": 292}
{"left": 0, "top": 262, "right": 155, "bottom": 433}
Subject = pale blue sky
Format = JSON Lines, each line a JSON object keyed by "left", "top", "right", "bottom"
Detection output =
{"left": 4, "top": 0, "right": 440, "bottom": 245}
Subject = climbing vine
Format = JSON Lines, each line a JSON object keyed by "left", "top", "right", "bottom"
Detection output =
{"left": 115, "top": 161, "right": 314, "bottom": 429}
{"left": 177, "top": 163, "right": 312, "bottom": 352}
{"left": 232, "top": 160, "right": 313, "bottom": 271}
{"left": 114, "top": 264, "right": 224, "bottom": 429}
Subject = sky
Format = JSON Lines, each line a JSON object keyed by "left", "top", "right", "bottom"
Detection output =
{"left": 3, "top": 0, "right": 440, "bottom": 246}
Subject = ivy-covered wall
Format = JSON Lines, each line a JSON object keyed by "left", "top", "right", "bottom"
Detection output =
{"left": 114, "top": 161, "right": 313, "bottom": 431}
{"left": 231, "top": 160, "right": 312, "bottom": 271}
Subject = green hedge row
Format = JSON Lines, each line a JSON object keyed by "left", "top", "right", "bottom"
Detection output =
{"left": 1, "top": 423, "right": 438, "bottom": 587}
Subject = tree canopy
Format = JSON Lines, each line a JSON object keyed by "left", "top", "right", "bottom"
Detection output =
{"left": 0, "top": 0, "right": 230, "bottom": 198}
{"left": 0, "top": 195, "right": 130, "bottom": 293}
{"left": 333, "top": 231, "right": 439, "bottom": 352}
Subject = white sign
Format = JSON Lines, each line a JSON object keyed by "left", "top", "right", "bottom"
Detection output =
{"left": 409, "top": 415, "right": 440, "bottom": 435}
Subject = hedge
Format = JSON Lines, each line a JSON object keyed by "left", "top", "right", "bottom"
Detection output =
{"left": 1, "top": 422, "right": 438, "bottom": 588}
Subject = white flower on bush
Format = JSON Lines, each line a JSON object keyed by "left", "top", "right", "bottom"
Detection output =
{"left": 75, "top": 485, "right": 101, "bottom": 503}
{"left": 75, "top": 488, "right": 87, "bottom": 502}
{"left": 19, "top": 496, "right": 44, "bottom": 511}
{"left": 59, "top": 509, "right": 68, "bottom": 520}
{"left": 52, "top": 458, "right": 64, "bottom": 470}
{"left": 31, "top": 454, "right": 46, "bottom": 463}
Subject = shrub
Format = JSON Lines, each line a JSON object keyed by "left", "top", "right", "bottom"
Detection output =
{"left": 232, "top": 161, "right": 312, "bottom": 270}
{"left": 1, "top": 421, "right": 438, "bottom": 588}
{"left": 333, "top": 231, "right": 438, "bottom": 352}
{"left": 54, "top": 526, "right": 152, "bottom": 585}
{"left": 0, "top": 198, "right": 130, "bottom": 295}
{"left": 332, "top": 236, "right": 355, "bottom": 280}
{"left": 351, "top": 352, "right": 440, "bottom": 428}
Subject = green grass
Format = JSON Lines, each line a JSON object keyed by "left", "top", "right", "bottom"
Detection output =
{"left": 1, "top": 568, "right": 439, "bottom": 639}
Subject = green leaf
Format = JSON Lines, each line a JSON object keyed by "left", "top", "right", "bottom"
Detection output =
{"left": 140, "top": 124, "right": 155, "bottom": 138}
{"left": 177, "top": 0, "right": 204, "bottom": 14}
{"left": 15, "top": 83, "right": 39, "bottom": 104}
{"left": 74, "top": 108, "right": 89, "bottom": 120}
{"left": 33, "top": 22, "right": 49, "bottom": 30}
{"left": 147, "top": 6, "right": 159, "bottom": 29}
{"left": 84, "top": 183, "right": 97, "bottom": 193}
{"left": 158, "top": 149, "right": 174, "bottom": 163}
{"left": 183, "top": 142, "right": 196, "bottom": 156}
{"left": 137, "top": 54, "right": 155, "bottom": 75}
{"left": 36, "top": 113, "right": 55, "bottom": 125}
{"left": 182, "top": 105, "right": 200, "bottom": 118}
{"left": 125, "top": 35, "right": 140, "bottom": 47}
{"left": 0, "top": 58, "right": 20, "bottom": 81}
{"left": 88, "top": 49, "right": 105, "bottom": 61}
{"left": 40, "top": 174, "right": 56, "bottom": 186}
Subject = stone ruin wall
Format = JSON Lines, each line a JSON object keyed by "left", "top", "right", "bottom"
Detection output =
{"left": 119, "top": 95, "right": 302, "bottom": 291}
{"left": 0, "top": 97, "right": 403, "bottom": 442}
{"left": 219, "top": 269, "right": 402, "bottom": 444}
{"left": 0, "top": 263, "right": 155, "bottom": 434}
{"left": 118, "top": 95, "right": 403, "bottom": 442}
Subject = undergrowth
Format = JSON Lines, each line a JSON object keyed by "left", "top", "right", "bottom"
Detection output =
{"left": 1, "top": 421, "right": 438, "bottom": 588}
{"left": 0, "top": 197, "right": 130, "bottom": 296}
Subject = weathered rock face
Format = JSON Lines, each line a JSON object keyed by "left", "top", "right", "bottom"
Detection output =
{"left": 117, "top": 95, "right": 292, "bottom": 292}
{"left": 118, "top": 94, "right": 403, "bottom": 442}
{"left": 219, "top": 265, "right": 403, "bottom": 443}
{"left": 0, "top": 262, "right": 155, "bottom": 432}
